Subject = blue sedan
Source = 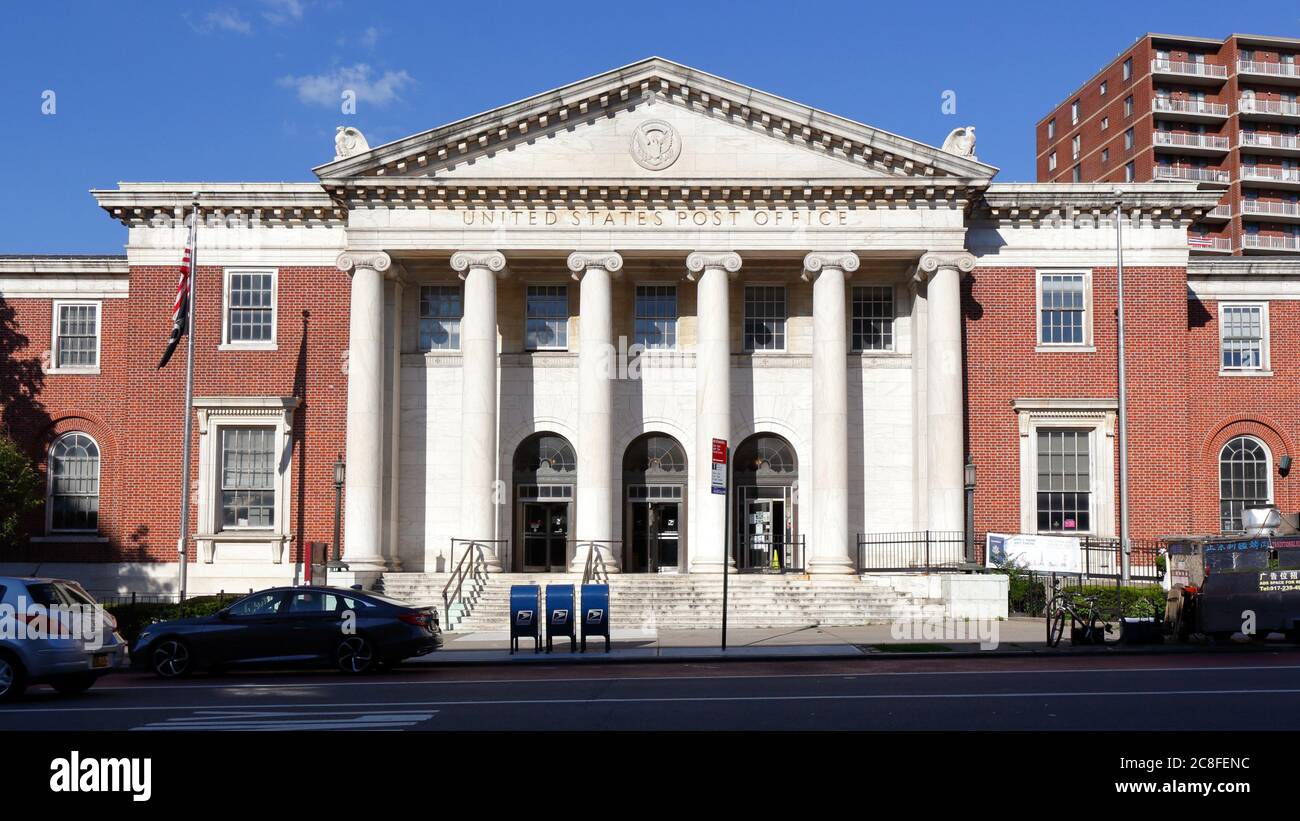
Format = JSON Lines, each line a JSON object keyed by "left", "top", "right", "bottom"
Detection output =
{"left": 132, "top": 586, "right": 442, "bottom": 677}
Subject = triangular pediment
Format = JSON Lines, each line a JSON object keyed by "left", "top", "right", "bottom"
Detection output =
{"left": 314, "top": 57, "right": 997, "bottom": 186}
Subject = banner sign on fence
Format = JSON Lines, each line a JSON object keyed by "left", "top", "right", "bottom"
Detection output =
{"left": 986, "top": 533, "right": 1082, "bottom": 573}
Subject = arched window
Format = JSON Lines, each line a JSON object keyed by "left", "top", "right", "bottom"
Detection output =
{"left": 513, "top": 433, "right": 576, "bottom": 484}
{"left": 623, "top": 434, "right": 687, "bottom": 481}
{"left": 49, "top": 433, "right": 100, "bottom": 532}
{"left": 1220, "top": 436, "right": 1271, "bottom": 532}
{"left": 734, "top": 435, "right": 798, "bottom": 482}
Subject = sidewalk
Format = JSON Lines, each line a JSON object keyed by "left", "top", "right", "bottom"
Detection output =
{"left": 408, "top": 618, "right": 1297, "bottom": 665}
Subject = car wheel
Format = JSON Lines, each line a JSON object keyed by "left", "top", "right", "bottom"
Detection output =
{"left": 151, "top": 639, "right": 193, "bottom": 678}
{"left": 335, "top": 636, "right": 375, "bottom": 674}
{"left": 0, "top": 652, "right": 27, "bottom": 703}
{"left": 50, "top": 674, "right": 97, "bottom": 696}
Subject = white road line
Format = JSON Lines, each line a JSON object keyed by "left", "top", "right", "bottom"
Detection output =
{"left": 133, "top": 710, "right": 437, "bottom": 731}
{"left": 84, "top": 661, "right": 1300, "bottom": 693}
{"left": 7, "top": 687, "right": 1300, "bottom": 715}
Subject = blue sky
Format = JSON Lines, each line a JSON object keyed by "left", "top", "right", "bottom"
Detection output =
{"left": 0, "top": 0, "right": 1292, "bottom": 253}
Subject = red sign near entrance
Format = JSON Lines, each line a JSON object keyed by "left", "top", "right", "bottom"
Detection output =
{"left": 712, "top": 439, "right": 727, "bottom": 463}
{"left": 711, "top": 438, "right": 728, "bottom": 495}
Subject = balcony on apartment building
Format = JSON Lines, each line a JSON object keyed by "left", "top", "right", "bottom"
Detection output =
{"left": 1151, "top": 58, "right": 1228, "bottom": 84}
{"left": 1242, "top": 234, "right": 1300, "bottom": 253}
{"left": 1153, "top": 97, "right": 1229, "bottom": 121}
{"left": 1239, "top": 96, "right": 1300, "bottom": 122}
{"left": 1239, "top": 132, "right": 1300, "bottom": 156}
{"left": 1237, "top": 60, "right": 1300, "bottom": 86}
{"left": 1242, "top": 200, "right": 1300, "bottom": 223}
{"left": 1153, "top": 165, "right": 1231, "bottom": 184}
{"left": 1153, "top": 130, "right": 1230, "bottom": 154}
{"left": 1187, "top": 235, "right": 1234, "bottom": 253}
{"left": 1202, "top": 204, "right": 1233, "bottom": 222}
{"left": 1240, "top": 165, "right": 1300, "bottom": 189}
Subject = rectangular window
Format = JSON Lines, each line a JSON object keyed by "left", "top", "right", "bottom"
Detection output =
{"left": 1036, "top": 429, "right": 1091, "bottom": 532}
{"left": 633, "top": 285, "right": 677, "bottom": 349}
{"left": 1101, "top": 148, "right": 1110, "bottom": 163}
{"left": 419, "top": 285, "right": 462, "bottom": 350}
{"left": 743, "top": 285, "right": 786, "bottom": 351}
{"left": 1220, "top": 304, "right": 1266, "bottom": 371}
{"left": 1124, "top": 127, "right": 1135, "bottom": 149}
{"left": 220, "top": 427, "right": 275, "bottom": 529}
{"left": 1071, "top": 100, "right": 1080, "bottom": 124}
{"left": 225, "top": 270, "right": 275, "bottom": 344}
{"left": 52, "top": 302, "right": 99, "bottom": 369}
{"left": 851, "top": 285, "right": 894, "bottom": 351}
{"left": 1039, "top": 273, "right": 1087, "bottom": 345}
{"left": 525, "top": 285, "right": 568, "bottom": 350}
{"left": 1100, "top": 80, "right": 1108, "bottom": 96}
{"left": 1072, "top": 165, "right": 1082, "bottom": 183}
{"left": 1101, "top": 116, "right": 1109, "bottom": 131}
{"left": 1048, "top": 151, "right": 1057, "bottom": 172}
{"left": 1125, "top": 161, "right": 1135, "bottom": 181}
{"left": 1123, "top": 58, "right": 1132, "bottom": 80}
{"left": 1047, "top": 118, "right": 1056, "bottom": 139}
{"left": 1071, "top": 135, "right": 1081, "bottom": 159}
{"left": 1124, "top": 95, "right": 1133, "bottom": 117}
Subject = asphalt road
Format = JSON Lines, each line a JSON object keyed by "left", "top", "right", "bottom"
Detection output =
{"left": 3, "top": 651, "right": 1299, "bottom": 731}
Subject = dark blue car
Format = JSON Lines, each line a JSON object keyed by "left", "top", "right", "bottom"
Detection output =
{"left": 132, "top": 586, "right": 442, "bottom": 677}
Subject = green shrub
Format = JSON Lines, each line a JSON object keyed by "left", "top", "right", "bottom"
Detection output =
{"left": 992, "top": 561, "right": 1049, "bottom": 616}
{"left": 0, "top": 434, "right": 42, "bottom": 550}
{"left": 1064, "top": 584, "right": 1165, "bottom": 619}
{"left": 106, "top": 594, "right": 241, "bottom": 644}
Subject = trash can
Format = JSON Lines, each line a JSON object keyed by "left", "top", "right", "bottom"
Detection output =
{"left": 510, "top": 584, "right": 541, "bottom": 654}
{"left": 581, "top": 583, "right": 611, "bottom": 653}
{"left": 546, "top": 584, "right": 576, "bottom": 653}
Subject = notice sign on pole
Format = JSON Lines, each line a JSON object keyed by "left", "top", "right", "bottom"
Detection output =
{"left": 711, "top": 438, "right": 728, "bottom": 495}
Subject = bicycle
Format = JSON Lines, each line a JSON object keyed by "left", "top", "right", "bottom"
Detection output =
{"left": 1045, "top": 581, "right": 1114, "bottom": 647}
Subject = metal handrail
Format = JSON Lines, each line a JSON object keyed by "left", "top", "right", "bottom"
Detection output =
{"left": 578, "top": 540, "right": 618, "bottom": 586}
{"left": 442, "top": 538, "right": 503, "bottom": 628}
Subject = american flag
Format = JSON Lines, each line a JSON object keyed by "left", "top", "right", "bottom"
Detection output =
{"left": 157, "top": 215, "right": 197, "bottom": 369}
{"left": 1187, "top": 235, "right": 1216, "bottom": 248}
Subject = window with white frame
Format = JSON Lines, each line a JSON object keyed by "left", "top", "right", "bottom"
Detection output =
{"left": 1036, "top": 428, "right": 1091, "bottom": 533}
{"left": 525, "top": 285, "right": 568, "bottom": 350}
{"left": 1071, "top": 100, "right": 1080, "bottom": 124}
{"left": 1219, "top": 436, "right": 1271, "bottom": 532}
{"left": 220, "top": 427, "right": 276, "bottom": 529}
{"left": 1048, "top": 151, "right": 1057, "bottom": 172}
{"left": 1071, "top": 135, "right": 1081, "bottom": 159}
{"left": 224, "top": 269, "right": 276, "bottom": 345}
{"left": 1047, "top": 118, "right": 1056, "bottom": 139}
{"left": 851, "top": 285, "right": 894, "bottom": 351}
{"left": 1038, "top": 272, "right": 1089, "bottom": 346}
{"left": 48, "top": 432, "right": 100, "bottom": 533}
{"left": 743, "top": 285, "right": 786, "bottom": 351}
{"left": 1219, "top": 303, "right": 1268, "bottom": 372}
{"left": 1100, "top": 80, "right": 1108, "bottom": 96}
{"left": 1125, "top": 162, "right": 1136, "bottom": 182}
{"left": 51, "top": 301, "right": 100, "bottom": 370}
{"left": 1123, "top": 58, "right": 1132, "bottom": 80}
{"left": 419, "top": 285, "right": 462, "bottom": 350}
{"left": 633, "top": 285, "right": 677, "bottom": 349}
{"left": 1124, "top": 96, "right": 1133, "bottom": 117}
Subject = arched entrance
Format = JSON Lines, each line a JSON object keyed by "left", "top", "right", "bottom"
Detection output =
{"left": 622, "top": 433, "right": 687, "bottom": 573}
{"left": 732, "top": 434, "right": 800, "bottom": 571}
{"left": 513, "top": 432, "right": 576, "bottom": 571}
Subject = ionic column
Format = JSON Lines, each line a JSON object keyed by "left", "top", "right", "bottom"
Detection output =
{"left": 450, "top": 250, "right": 507, "bottom": 571}
{"left": 686, "top": 251, "right": 742, "bottom": 573}
{"left": 917, "top": 252, "right": 975, "bottom": 532}
{"left": 803, "top": 252, "right": 859, "bottom": 574}
{"left": 568, "top": 251, "right": 623, "bottom": 573}
{"left": 337, "top": 251, "right": 392, "bottom": 572}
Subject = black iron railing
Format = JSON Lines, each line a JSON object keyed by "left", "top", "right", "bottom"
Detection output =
{"left": 857, "top": 530, "right": 981, "bottom": 572}
{"left": 737, "top": 535, "right": 807, "bottom": 572}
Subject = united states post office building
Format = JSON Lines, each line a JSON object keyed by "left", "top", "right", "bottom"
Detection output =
{"left": 4, "top": 58, "right": 1261, "bottom": 598}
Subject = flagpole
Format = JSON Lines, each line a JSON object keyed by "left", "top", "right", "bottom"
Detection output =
{"left": 176, "top": 193, "right": 200, "bottom": 602}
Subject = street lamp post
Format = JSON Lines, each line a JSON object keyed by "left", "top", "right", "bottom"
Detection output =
{"left": 332, "top": 455, "right": 346, "bottom": 565}
{"left": 1114, "top": 191, "right": 1131, "bottom": 582}
{"left": 964, "top": 456, "right": 977, "bottom": 564}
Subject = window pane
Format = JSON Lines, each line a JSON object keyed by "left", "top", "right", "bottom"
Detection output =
{"left": 1219, "top": 436, "right": 1270, "bottom": 532}
{"left": 419, "top": 285, "right": 462, "bottom": 350}
{"left": 228, "top": 272, "right": 274, "bottom": 342}
{"left": 525, "top": 286, "right": 568, "bottom": 349}
{"left": 633, "top": 286, "right": 677, "bottom": 349}
{"left": 1035, "top": 429, "right": 1090, "bottom": 531}
{"left": 56, "top": 304, "right": 98, "bottom": 367}
{"left": 1220, "top": 305, "right": 1263, "bottom": 370}
{"left": 221, "top": 427, "right": 275, "bottom": 528}
{"left": 50, "top": 433, "right": 99, "bottom": 531}
{"left": 744, "top": 286, "right": 786, "bottom": 351}
{"left": 1040, "top": 275, "right": 1085, "bottom": 344}
{"left": 851, "top": 286, "right": 894, "bottom": 351}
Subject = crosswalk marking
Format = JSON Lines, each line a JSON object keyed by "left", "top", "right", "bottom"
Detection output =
{"left": 132, "top": 709, "right": 438, "bottom": 731}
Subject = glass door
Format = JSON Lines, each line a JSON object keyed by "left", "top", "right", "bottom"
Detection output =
{"left": 520, "top": 501, "right": 569, "bottom": 571}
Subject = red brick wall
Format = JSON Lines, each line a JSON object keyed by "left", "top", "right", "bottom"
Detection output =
{"left": 0, "top": 264, "right": 349, "bottom": 564}
{"left": 964, "top": 265, "right": 1194, "bottom": 540}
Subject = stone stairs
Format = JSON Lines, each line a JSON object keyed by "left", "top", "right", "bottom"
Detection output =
{"left": 376, "top": 571, "right": 946, "bottom": 631}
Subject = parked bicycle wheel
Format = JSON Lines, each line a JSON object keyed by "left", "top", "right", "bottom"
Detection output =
{"left": 1047, "top": 607, "right": 1066, "bottom": 647}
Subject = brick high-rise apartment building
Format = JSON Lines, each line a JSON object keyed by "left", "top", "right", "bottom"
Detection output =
{"left": 1037, "top": 33, "right": 1300, "bottom": 256}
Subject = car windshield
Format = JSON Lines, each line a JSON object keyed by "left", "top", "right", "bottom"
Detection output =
{"left": 226, "top": 591, "right": 285, "bottom": 616}
{"left": 24, "top": 583, "right": 67, "bottom": 607}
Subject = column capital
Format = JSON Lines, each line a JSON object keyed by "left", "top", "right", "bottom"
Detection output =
{"left": 685, "top": 251, "right": 742, "bottom": 281}
{"left": 450, "top": 250, "right": 507, "bottom": 280}
{"left": 801, "top": 251, "right": 859, "bottom": 281}
{"left": 336, "top": 251, "right": 392, "bottom": 275}
{"left": 915, "top": 251, "right": 976, "bottom": 282}
{"left": 566, "top": 251, "right": 623, "bottom": 279}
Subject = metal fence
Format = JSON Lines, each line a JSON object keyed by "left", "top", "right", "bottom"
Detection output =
{"left": 857, "top": 531, "right": 984, "bottom": 572}
{"left": 95, "top": 590, "right": 252, "bottom": 607}
{"left": 1000, "top": 537, "right": 1168, "bottom": 617}
{"left": 737, "top": 535, "right": 807, "bottom": 573}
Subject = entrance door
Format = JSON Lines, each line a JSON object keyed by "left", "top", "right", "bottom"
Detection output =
{"left": 743, "top": 498, "right": 788, "bottom": 571}
{"left": 521, "top": 501, "right": 569, "bottom": 571}
{"left": 626, "top": 500, "right": 681, "bottom": 572}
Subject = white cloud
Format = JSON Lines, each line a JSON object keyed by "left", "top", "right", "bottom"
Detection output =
{"left": 261, "top": 0, "right": 306, "bottom": 25}
{"left": 192, "top": 7, "right": 254, "bottom": 35}
{"left": 278, "top": 64, "right": 415, "bottom": 108}
{"left": 360, "top": 26, "right": 380, "bottom": 49}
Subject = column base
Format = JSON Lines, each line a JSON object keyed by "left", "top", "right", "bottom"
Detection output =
{"left": 807, "top": 557, "right": 858, "bottom": 575}
{"left": 568, "top": 544, "right": 622, "bottom": 575}
{"left": 688, "top": 558, "right": 738, "bottom": 574}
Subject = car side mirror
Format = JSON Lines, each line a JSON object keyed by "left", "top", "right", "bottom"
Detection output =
{"left": 217, "top": 609, "right": 232, "bottom": 620}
